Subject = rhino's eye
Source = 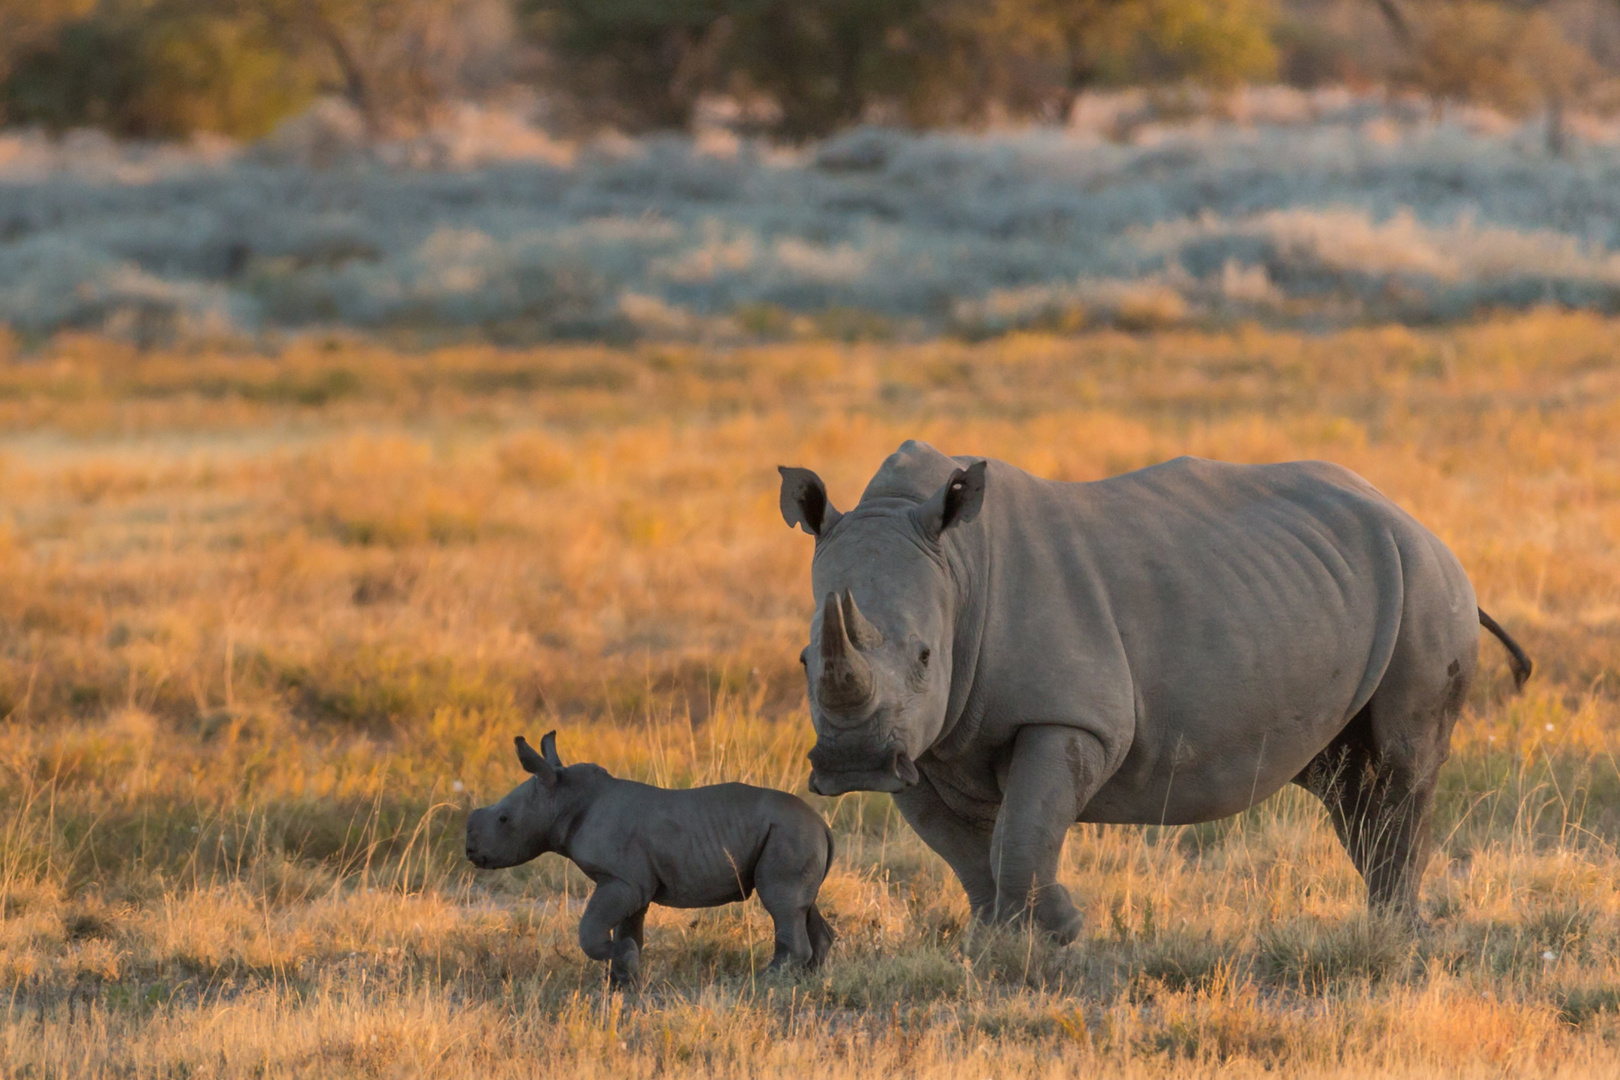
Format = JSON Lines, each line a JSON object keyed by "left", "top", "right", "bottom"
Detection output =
{"left": 918, "top": 647, "right": 931, "bottom": 668}
{"left": 497, "top": 813, "right": 509, "bottom": 825}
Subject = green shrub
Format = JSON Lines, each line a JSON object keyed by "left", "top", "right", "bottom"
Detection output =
{"left": 3, "top": 2, "right": 314, "bottom": 138}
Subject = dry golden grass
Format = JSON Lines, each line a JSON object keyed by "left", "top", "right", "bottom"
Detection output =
{"left": 4, "top": 311, "right": 1620, "bottom": 1077}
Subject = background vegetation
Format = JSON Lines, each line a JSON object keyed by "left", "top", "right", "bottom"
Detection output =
{"left": 2, "top": 0, "right": 1618, "bottom": 140}
{"left": 3, "top": 311, "right": 1620, "bottom": 1075}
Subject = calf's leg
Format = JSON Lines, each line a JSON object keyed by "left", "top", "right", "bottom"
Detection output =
{"left": 618, "top": 905, "right": 648, "bottom": 954}
{"left": 806, "top": 904, "right": 835, "bottom": 969}
{"left": 754, "top": 830, "right": 826, "bottom": 972}
{"left": 990, "top": 725, "right": 1110, "bottom": 943}
{"left": 579, "top": 879, "right": 650, "bottom": 987}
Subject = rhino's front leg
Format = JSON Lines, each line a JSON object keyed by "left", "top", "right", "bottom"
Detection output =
{"left": 892, "top": 773, "right": 997, "bottom": 923}
{"left": 579, "top": 878, "right": 650, "bottom": 988}
{"left": 989, "top": 725, "right": 1108, "bottom": 944}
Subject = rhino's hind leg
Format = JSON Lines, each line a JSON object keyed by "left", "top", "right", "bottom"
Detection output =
{"left": 1297, "top": 609, "right": 1473, "bottom": 920}
{"left": 755, "top": 831, "right": 827, "bottom": 972}
{"left": 1298, "top": 711, "right": 1434, "bottom": 919}
{"left": 757, "top": 890, "right": 814, "bottom": 973}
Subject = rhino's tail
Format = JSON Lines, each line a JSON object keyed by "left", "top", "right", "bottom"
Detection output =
{"left": 1479, "top": 607, "right": 1532, "bottom": 692}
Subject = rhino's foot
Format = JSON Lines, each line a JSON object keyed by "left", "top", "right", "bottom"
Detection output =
{"left": 762, "top": 955, "right": 803, "bottom": 977}
{"left": 763, "top": 942, "right": 815, "bottom": 977}
{"left": 989, "top": 884, "right": 1083, "bottom": 945}
{"left": 1035, "top": 893, "right": 1084, "bottom": 946}
{"left": 1369, "top": 900, "right": 1429, "bottom": 934}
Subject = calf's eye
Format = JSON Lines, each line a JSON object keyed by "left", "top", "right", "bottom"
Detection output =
{"left": 497, "top": 813, "right": 509, "bottom": 825}
{"left": 918, "top": 647, "right": 931, "bottom": 667}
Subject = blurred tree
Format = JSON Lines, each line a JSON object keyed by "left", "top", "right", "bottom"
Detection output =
{"left": 1372, "top": 0, "right": 1601, "bottom": 152}
{"left": 0, "top": 0, "right": 95, "bottom": 83}
{"left": 524, "top": 0, "right": 1278, "bottom": 135}
{"left": 1, "top": 0, "right": 515, "bottom": 139}
{"left": 959, "top": 0, "right": 1278, "bottom": 121}
{"left": 518, "top": 0, "right": 733, "bottom": 129}
{"left": 256, "top": 0, "right": 515, "bottom": 136}
{"left": 522, "top": 0, "right": 942, "bottom": 136}
{"left": 3, "top": 0, "right": 1612, "bottom": 142}
{"left": 724, "top": 0, "right": 943, "bottom": 138}
{"left": 2, "top": 1, "right": 315, "bottom": 138}
{"left": 1123, "top": 0, "right": 1280, "bottom": 86}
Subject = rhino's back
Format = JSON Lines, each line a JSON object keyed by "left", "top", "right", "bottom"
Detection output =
{"left": 961, "top": 456, "right": 1474, "bottom": 823}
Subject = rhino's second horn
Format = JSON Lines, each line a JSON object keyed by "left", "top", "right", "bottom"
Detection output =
{"left": 840, "top": 590, "right": 883, "bottom": 649}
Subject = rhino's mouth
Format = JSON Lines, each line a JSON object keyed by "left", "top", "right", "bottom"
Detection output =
{"left": 807, "top": 748, "right": 920, "bottom": 796}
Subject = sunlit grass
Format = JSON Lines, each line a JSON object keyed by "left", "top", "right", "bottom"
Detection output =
{"left": 4, "top": 311, "right": 1620, "bottom": 1076}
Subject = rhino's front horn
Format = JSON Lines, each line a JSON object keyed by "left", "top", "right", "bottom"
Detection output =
{"left": 819, "top": 591, "right": 875, "bottom": 713}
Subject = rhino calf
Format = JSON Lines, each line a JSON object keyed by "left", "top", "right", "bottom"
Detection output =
{"left": 465, "top": 732, "right": 836, "bottom": 986}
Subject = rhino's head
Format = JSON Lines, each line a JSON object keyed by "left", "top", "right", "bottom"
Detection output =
{"left": 464, "top": 732, "right": 572, "bottom": 869}
{"left": 779, "top": 453, "right": 987, "bottom": 796}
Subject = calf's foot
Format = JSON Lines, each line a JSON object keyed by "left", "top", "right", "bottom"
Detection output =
{"left": 607, "top": 938, "right": 642, "bottom": 989}
{"left": 806, "top": 904, "right": 836, "bottom": 969}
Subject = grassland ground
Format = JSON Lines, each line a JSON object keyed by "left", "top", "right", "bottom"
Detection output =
{"left": 3, "top": 312, "right": 1620, "bottom": 1076}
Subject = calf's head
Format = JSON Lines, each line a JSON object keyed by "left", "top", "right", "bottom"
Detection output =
{"left": 779, "top": 453, "right": 986, "bottom": 796}
{"left": 465, "top": 732, "right": 571, "bottom": 869}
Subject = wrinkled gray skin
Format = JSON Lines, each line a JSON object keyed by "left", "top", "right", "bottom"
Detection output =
{"left": 465, "top": 732, "right": 835, "bottom": 986}
{"left": 780, "top": 441, "right": 1532, "bottom": 941}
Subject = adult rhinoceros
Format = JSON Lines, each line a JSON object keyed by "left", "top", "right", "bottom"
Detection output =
{"left": 778, "top": 441, "right": 1530, "bottom": 940}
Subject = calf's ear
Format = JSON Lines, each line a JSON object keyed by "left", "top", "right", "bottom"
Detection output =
{"left": 778, "top": 466, "right": 842, "bottom": 537}
{"left": 916, "top": 461, "right": 987, "bottom": 540}
{"left": 540, "top": 730, "right": 563, "bottom": 769}
{"left": 515, "top": 736, "right": 557, "bottom": 788}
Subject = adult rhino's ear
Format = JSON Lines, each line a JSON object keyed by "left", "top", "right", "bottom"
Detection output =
{"left": 540, "top": 730, "right": 563, "bottom": 769}
{"left": 916, "top": 461, "right": 987, "bottom": 541}
{"left": 515, "top": 736, "right": 557, "bottom": 788}
{"left": 778, "top": 466, "right": 842, "bottom": 538}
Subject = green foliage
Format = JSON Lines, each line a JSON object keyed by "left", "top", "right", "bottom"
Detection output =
{"left": 725, "top": 0, "right": 942, "bottom": 139}
{"left": 1, "top": 0, "right": 507, "bottom": 139}
{"left": 970, "top": 0, "right": 1277, "bottom": 107}
{"left": 527, "top": 0, "right": 1278, "bottom": 136}
{"left": 526, "top": 0, "right": 941, "bottom": 137}
{"left": 1114, "top": 0, "right": 1279, "bottom": 88}
{"left": 2, "top": 1, "right": 315, "bottom": 138}
{"left": 522, "top": 0, "right": 733, "bottom": 129}
{"left": 0, "top": 0, "right": 1607, "bottom": 142}
{"left": 1407, "top": 2, "right": 1596, "bottom": 115}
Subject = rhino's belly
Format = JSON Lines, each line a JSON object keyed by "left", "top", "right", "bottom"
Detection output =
{"left": 1079, "top": 706, "right": 1350, "bottom": 825}
{"left": 653, "top": 878, "right": 751, "bottom": 909}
